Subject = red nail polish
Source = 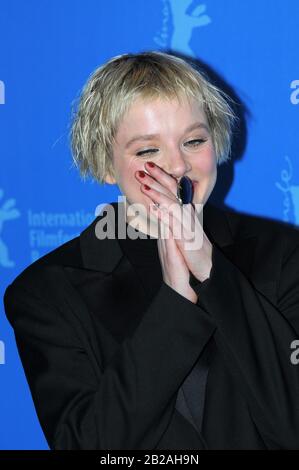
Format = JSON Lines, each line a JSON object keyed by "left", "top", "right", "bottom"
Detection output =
{"left": 138, "top": 170, "right": 146, "bottom": 178}
{"left": 143, "top": 184, "right": 151, "bottom": 190}
{"left": 147, "top": 162, "right": 155, "bottom": 168}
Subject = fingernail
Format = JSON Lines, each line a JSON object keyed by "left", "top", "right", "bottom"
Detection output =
{"left": 143, "top": 184, "right": 151, "bottom": 190}
{"left": 138, "top": 170, "right": 146, "bottom": 178}
{"left": 147, "top": 162, "right": 155, "bottom": 168}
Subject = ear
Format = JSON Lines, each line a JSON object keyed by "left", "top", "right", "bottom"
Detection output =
{"left": 104, "top": 172, "right": 117, "bottom": 185}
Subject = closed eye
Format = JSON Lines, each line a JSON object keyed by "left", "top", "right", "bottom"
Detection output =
{"left": 135, "top": 139, "right": 207, "bottom": 157}
{"left": 185, "top": 139, "right": 207, "bottom": 148}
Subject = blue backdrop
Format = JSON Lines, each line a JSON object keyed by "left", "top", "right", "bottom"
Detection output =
{"left": 0, "top": 0, "right": 298, "bottom": 450}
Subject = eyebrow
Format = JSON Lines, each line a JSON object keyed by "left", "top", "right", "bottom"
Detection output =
{"left": 124, "top": 122, "right": 209, "bottom": 149}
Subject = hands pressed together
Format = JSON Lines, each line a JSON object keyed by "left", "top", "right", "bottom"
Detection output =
{"left": 135, "top": 161, "right": 213, "bottom": 304}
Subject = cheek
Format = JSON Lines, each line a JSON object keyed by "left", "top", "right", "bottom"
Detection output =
{"left": 118, "top": 158, "right": 145, "bottom": 189}
{"left": 197, "top": 148, "right": 217, "bottom": 175}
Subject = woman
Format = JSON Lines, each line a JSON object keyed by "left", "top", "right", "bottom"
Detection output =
{"left": 4, "top": 51, "right": 299, "bottom": 450}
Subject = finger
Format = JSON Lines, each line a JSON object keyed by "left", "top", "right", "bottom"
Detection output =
{"left": 139, "top": 177, "right": 196, "bottom": 224}
{"left": 157, "top": 236, "right": 165, "bottom": 266}
{"left": 162, "top": 223, "right": 189, "bottom": 282}
{"left": 150, "top": 203, "right": 171, "bottom": 238}
{"left": 150, "top": 204, "right": 174, "bottom": 256}
{"left": 161, "top": 203, "right": 204, "bottom": 251}
{"left": 144, "top": 162, "right": 179, "bottom": 197}
{"left": 135, "top": 170, "right": 176, "bottom": 200}
{"left": 149, "top": 194, "right": 204, "bottom": 252}
{"left": 150, "top": 199, "right": 182, "bottom": 242}
{"left": 140, "top": 183, "right": 179, "bottom": 210}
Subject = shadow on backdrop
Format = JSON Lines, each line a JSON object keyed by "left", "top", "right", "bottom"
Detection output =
{"left": 162, "top": 49, "right": 298, "bottom": 232}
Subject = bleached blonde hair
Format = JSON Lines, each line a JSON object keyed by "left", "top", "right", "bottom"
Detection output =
{"left": 70, "top": 50, "right": 237, "bottom": 184}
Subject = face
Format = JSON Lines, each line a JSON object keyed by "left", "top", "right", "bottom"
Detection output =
{"left": 106, "top": 95, "right": 217, "bottom": 234}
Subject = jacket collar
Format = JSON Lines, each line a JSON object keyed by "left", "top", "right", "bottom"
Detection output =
{"left": 79, "top": 201, "right": 124, "bottom": 273}
{"left": 78, "top": 200, "right": 256, "bottom": 278}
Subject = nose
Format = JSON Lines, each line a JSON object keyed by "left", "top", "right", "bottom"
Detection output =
{"left": 163, "top": 149, "right": 191, "bottom": 181}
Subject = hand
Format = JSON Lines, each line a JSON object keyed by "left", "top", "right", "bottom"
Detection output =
{"left": 134, "top": 164, "right": 198, "bottom": 303}
{"left": 162, "top": 203, "right": 213, "bottom": 282}
{"left": 155, "top": 211, "right": 198, "bottom": 304}
{"left": 135, "top": 161, "right": 213, "bottom": 284}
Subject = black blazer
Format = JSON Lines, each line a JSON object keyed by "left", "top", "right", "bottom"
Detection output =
{"left": 3, "top": 201, "right": 299, "bottom": 450}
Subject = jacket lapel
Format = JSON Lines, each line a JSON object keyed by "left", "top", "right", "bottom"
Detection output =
{"left": 201, "top": 202, "right": 257, "bottom": 281}
{"left": 202, "top": 204, "right": 277, "bottom": 304}
{"left": 64, "top": 201, "right": 259, "bottom": 346}
{"left": 66, "top": 201, "right": 159, "bottom": 344}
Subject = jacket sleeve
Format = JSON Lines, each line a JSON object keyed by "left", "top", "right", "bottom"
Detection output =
{"left": 192, "top": 240, "right": 299, "bottom": 449}
{"left": 3, "top": 276, "right": 216, "bottom": 450}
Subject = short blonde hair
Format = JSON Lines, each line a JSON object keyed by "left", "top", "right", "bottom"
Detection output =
{"left": 70, "top": 51, "right": 237, "bottom": 184}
